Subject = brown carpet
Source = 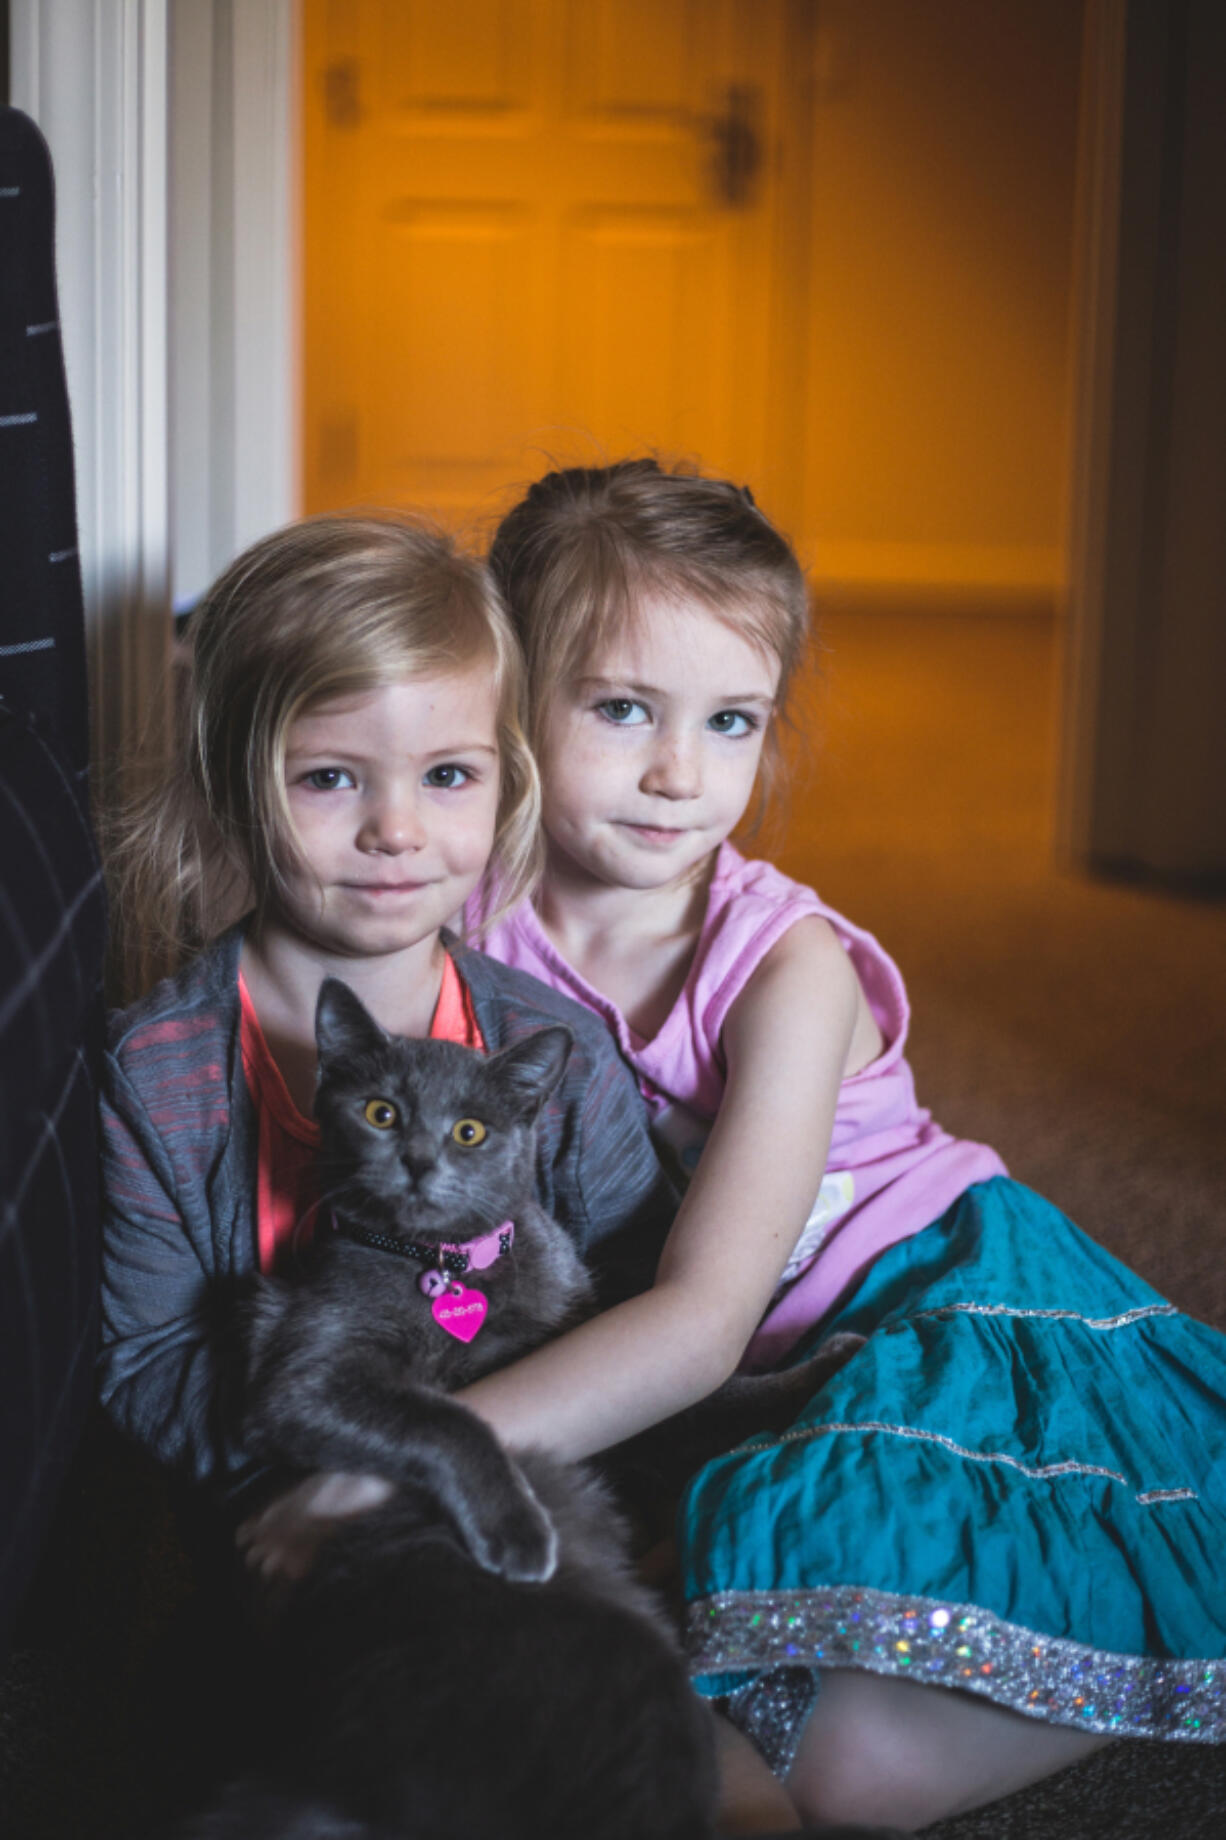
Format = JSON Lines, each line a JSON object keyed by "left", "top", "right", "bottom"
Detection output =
{"left": 776, "top": 598, "right": 1226, "bottom": 1836}
{"left": 2, "top": 600, "right": 1223, "bottom": 1836}
{"left": 779, "top": 598, "right": 1226, "bottom": 1332}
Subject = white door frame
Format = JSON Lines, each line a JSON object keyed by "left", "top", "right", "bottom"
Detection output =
{"left": 9, "top": 0, "right": 298, "bottom": 766}
{"left": 10, "top": 0, "right": 172, "bottom": 768}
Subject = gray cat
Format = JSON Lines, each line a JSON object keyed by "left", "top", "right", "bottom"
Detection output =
{"left": 241, "top": 980, "right": 597, "bottom": 1583}
{"left": 190, "top": 976, "right": 718, "bottom": 1840}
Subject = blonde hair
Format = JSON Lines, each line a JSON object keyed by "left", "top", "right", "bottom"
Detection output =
{"left": 110, "top": 516, "right": 538, "bottom": 975}
{"left": 488, "top": 459, "right": 810, "bottom": 826}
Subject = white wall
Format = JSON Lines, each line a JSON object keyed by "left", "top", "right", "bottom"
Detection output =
{"left": 800, "top": 0, "right": 1083, "bottom": 597}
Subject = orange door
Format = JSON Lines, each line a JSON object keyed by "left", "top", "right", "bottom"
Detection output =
{"left": 302, "top": 0, "right": 813, "bottom": 534}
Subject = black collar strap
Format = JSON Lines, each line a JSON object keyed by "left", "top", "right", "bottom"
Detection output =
{"left": 330, "top": 1214, "right": 514, "bottom": 1276}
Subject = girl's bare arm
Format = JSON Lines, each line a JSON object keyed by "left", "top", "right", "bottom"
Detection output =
{"left": 456, "top": 917, "right": 861, "bottom": 1460}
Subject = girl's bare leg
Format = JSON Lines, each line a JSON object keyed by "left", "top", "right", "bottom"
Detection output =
{"left": 786, "top": 1668, "right": 1111, "bottom": 1833}
{"left": 714, "top": 1712, "right": 802, "bottom": 1834}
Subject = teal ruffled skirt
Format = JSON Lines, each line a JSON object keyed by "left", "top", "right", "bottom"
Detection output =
{"left": 680, "top": 1179, "right": 1226, "bottom": 1769}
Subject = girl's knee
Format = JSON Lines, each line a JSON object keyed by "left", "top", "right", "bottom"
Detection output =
{"left": 786, "top": 1668, "right": 1111, "bottom": 1832}
{"left": 786, "top": 1719, "right": 920, "bottom": 1832}
{"left": 785, "top": 1669, "right": 931, "bottom": 1829}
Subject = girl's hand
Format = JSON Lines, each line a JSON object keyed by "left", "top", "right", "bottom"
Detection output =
{"left": 236, "top": 1469, "right": 394, "bottom": 1580}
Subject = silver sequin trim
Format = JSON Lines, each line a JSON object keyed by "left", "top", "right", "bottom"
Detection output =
{"left": 719, "top": 1666, "right": 821, "bottom": 1777}
{"left": 910, "top": 1300, "right": 1179, "bottom": 1331}
{"left": 688, "top": 1585, "right": 1224, "bottom": 1742}
{"left": 730, "top": 1417, "right": 1188, "bottom": 1504}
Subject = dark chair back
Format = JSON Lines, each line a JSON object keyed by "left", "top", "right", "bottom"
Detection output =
{"left": 0, "top": 106, "right": 106, "bottom": 1650}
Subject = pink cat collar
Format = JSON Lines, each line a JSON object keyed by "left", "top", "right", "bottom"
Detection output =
{"left": 328, "top": 1212, "right": 515, "bottom": 1285}
{"left": 453, "top": 1219, "right": 515, "bottom": 1271}
{"left": 415, "top": 1220, "right": 515, "bottom": 1299}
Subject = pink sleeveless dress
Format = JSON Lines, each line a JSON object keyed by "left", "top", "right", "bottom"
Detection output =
{"left": 467, "top": 843, "right": 1005, "bottom": 1365}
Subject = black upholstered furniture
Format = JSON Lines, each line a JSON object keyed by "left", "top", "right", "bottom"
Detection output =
{"left": 0, "top": 107, "right": 106, "bottom": 1653}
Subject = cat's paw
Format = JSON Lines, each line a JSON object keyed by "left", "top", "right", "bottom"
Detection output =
{"left": 469, "top": 1480, "right": 559, "bottom": 1584}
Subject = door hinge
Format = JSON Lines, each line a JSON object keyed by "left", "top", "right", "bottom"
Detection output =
{"left": 323, "top": 59, "right": 362, "bottom": 130}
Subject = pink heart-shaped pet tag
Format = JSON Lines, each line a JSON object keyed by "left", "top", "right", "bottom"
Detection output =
{"left": 432, "top": 1284, "right": 488, "bottom": 1343}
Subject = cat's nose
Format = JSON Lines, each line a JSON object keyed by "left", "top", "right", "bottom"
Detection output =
{"left": 400, "top": 1132, "right": 436, "bottom": 1180}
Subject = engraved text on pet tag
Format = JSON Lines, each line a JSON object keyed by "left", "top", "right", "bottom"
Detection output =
{"left": 432, "top": 1283, "right": 487, "bottom": 1342}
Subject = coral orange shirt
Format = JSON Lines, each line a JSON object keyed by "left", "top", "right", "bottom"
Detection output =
{"left": 238, "top": 954, "right": 486, "bottom": 1273}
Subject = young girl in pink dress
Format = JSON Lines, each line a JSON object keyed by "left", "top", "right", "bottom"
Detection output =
{"left": 459, "top": 460, "right": 1226, "bottom": 1832}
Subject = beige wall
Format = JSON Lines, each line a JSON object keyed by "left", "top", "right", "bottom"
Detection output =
{"left": 801, "top": 0, "right": 1084, "bottom": 595}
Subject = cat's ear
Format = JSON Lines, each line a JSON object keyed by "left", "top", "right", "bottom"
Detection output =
{"left": 315, "top": 977, "right": 387, "bottom": 1063}
{"left": 488, "top": 1026, "right": 573, "bottom": 1121}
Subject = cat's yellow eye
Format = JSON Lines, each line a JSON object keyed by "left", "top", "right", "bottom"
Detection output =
{"left": 364, "top": 1099, "right": 399, "bottom": 1130}
{"left": 451, "top": 1117, "right": 487, "bottom": 1148}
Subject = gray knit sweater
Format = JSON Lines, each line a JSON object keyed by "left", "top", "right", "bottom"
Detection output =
{"left": 98, "top": 925, "right": 675, "bottom": 1496}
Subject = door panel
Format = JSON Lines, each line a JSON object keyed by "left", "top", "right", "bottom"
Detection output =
{"left": 303, "top": 0, "right": 812, "bottom": 531}
{"left": 560, "top": 212, "right": 730, "bottom": 458}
